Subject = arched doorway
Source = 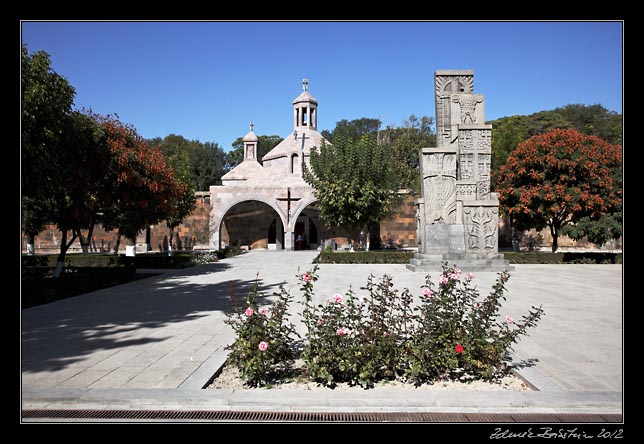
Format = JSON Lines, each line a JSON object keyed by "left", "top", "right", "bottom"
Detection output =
{"left": 292, "top": 201, "right": 323, "bottom": 250}
{"left": 220, "top": 200, "right": 285, "bottom": 250}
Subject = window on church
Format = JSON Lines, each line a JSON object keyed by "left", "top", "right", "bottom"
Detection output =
{"left": 302, "top": 109, "right": 308, "bottom": 126}
{"left": 291, "top": 154, "right": 300, "bottom": 174}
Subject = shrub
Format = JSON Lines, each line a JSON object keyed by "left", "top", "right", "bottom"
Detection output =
{"left": 224, "top": 275, "right": 299, "bottom": 387}
{"left": 294, "top": 264, "right": 544, "bottom": 388}
{"left": 503, "top": 252, "right": 621, "bottom": 264}
{"left": 313, "top": 251, "right": 414, "bottom": 264}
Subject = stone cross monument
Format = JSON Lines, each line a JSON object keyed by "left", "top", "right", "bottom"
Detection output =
{"left": 407, "top": 70, "right": 512, "bottom": 272}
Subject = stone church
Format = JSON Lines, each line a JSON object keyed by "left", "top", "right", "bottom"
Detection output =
{"left": 209, "top": 79, "right": 336, "bottom": 251}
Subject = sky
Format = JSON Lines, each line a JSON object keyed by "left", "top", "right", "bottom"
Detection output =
{"left": 21, "top": 21, "right": 623, "bottom": 151}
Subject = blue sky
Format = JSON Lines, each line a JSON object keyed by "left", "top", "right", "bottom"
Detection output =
{"left": 21, "top": 21, "right": 622, "bottom": 151}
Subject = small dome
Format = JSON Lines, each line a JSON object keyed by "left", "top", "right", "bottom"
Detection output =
{"left": 243, "top": 130, "right": 258, "bottom": 142}
{"left": 293, "top": 90, "right": 317, "bottom": 105}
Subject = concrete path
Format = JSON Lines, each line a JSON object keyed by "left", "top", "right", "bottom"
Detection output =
{"left": 21, "top": 251, "right": 622, "bottom": 415}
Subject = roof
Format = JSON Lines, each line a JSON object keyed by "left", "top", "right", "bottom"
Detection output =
{"left": 221, "top": 159, "right": 264, "bottom": 181}
{"left": 262, "top": 130, "right": 329, "bottom": 162}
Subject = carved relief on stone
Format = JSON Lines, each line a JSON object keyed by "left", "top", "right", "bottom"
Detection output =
{"left": 478, "top": 129, "right": 492, "bottom": 154}
{"left": 459, "top": 130, "right": 474, "bottom": 152}
{"left": 477, "top": 155, "right": 491, "bottom": 199}
{"left": 435, "top": 74, "right": 474, "bottom": 147}
{"left": 463, "top": 206, "right": 498, "bottom": 251}
{"left": 459, "top": 153, "right": 474, "bottom": 180}
{"left": 456, "top": 182, "right": 477, "bottom": 201}
{"left": 423, "top": 152, "right": 457, "bottom": 224}
{"left": 450, "top": 93, "right": 485, "bottom": 134}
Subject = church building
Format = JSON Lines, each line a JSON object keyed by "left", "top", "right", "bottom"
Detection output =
{"left": 209, "top": 79, "right": 333, "bottom": 251}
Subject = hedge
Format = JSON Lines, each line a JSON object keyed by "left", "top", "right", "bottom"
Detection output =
{"left": 21, "top": 267, "right": 141, "bottom": 309}
{"left": 314, "top": 251, "right": 415, "bottom": 264}
{"left": 22, "top": 253, "right": 196, "bottom": 269}
{"left": 504, "top": 252, "right": 622, "bottom": 264}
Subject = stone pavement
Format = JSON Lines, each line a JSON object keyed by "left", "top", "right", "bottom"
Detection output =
{"left": 21, "top": 251, "right": 622, "bottom": 416}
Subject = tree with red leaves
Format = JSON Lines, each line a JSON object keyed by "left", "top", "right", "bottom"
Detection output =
{"left": 97, "top": 114, "right": 184, "bottom": 253}
{"left": 496, "top": 128, "right": 622, "bottom": 252}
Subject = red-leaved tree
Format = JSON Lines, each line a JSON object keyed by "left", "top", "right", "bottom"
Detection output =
{"left": 97, "top": 115, "right": 183, "bottom": 253}
{"left": 496, "top": 128, "right": 622, "bottom": 252}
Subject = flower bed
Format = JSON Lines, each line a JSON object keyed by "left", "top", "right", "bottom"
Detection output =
{"left": 225, "top": 264, "right": 544, "bottom": 388}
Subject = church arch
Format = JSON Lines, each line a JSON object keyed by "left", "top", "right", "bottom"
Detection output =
{"left": 217, "top": 198, "right": 286, "bottom": 250}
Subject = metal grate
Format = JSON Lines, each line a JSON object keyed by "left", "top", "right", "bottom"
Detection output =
{"left": 22, "top": 410, "right": 623, "bottom": 423}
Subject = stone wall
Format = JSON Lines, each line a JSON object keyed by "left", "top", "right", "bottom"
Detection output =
{"left": 379, "top": 195, "right": 417, "bottom": 249}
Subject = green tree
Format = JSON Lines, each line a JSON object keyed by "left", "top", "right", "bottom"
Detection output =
{"left": 21, "top": 44, "right": 76, "bottom": 255}
{"left": 156, "top": 134, "right": 228, "bottom": 190}
{"left": 303, "top": 135, "right": 397, "bottom": 248}
{"left": 561, "top": 211, "right": 622, "bottom": 248}
{"left": 378, "top": 115, "right": 435, "bottom": 193}
{"left": 496, "top": 129, "right": 622, "bottom": 252}
{"left": 161, "top": 144, "right": 196, "bottom": 253}
{"left": 321, "top": 117, "right": 381, "bottom": 144}
{"left": 226, "top": 135, "right": 282, "bottom": 168}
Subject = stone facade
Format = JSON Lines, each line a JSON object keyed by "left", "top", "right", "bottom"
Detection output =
{"left": 211, "top": 79, "right": 343, "bottom": 251}
{"left": 408, "top": 70, "right": 512, "bottom": 272}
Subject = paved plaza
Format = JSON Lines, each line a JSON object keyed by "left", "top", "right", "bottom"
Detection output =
{"left": 22, "top": 250, "right": 622, "bottom": 415}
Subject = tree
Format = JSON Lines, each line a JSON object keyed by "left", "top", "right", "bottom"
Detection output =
{"left": 21, "top": 44, "right": 75, "bottom": 255}
{"left": 226, "top": 135, "right": 282, "bottom": 168}
{"left": 561, "top": 211, "right": 622, "bottom": 248}
{"left": 321, "top": 117, "right": 381, "bottom": 144}
{"left": 303, "top": 135, "right": 397, "bottom": 248}
{"left": 161, "top": 142, "right": 196, "bottom": 254}
{"left": 155, "top": 135, "right": 228, "bottom": 190}
{"left": 496, "top": 129, "right": 622, "bottom": 252}
{"left": 99, "top": 115, "right": 183, "bottom": 254}
{"left": 490, "top": 104, "right": 623, "bottom": 185}
{"left": 378, "top": 115, "right": 435, "bottom": 193}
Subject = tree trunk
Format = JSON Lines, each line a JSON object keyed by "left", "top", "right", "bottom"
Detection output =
{"left": 53, "top": 229, "right": 78, "bottom": 278}
{"left": 549, "top": 223, "right": 559, "bottom": 253}
{"left": 114, "top": 233, "right": 121, "bottom": 255}
{"left": 26, "top": 233, "right": 35, "bottom": 256}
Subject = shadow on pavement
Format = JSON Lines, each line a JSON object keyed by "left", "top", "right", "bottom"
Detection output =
{"left": 21, "top": 262, "right": 284, "bottom": 373}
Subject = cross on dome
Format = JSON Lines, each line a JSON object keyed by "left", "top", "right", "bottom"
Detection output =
{"left": 302, "top": 78, "right": 308, "bottom": 91}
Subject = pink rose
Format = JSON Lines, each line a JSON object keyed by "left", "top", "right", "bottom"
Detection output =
{"left": 259, "top": 308, "right": 267, "bottom": 315}
{"left": 450, "top": 273, "right": 459, "bottom": 280}
{"left": 317, "top": 318, "right": 325, "bottom": 325}
{"left": 337, "top": 328, "right": 351, "bottom": 336}
{"left": 505, "top": 315, "right": 514, "bottom": 324}
{"left": 302, "top": 273, "right": 312, "bottom": 282}
{"left": 466, "top": 272, "right": 475, "bottom": 280}
{"left": 454, "top": 268, "right": 462, "bottom": 275}
{"left": 422, "top": 287, "right": 433, "bottom": 297}
{"left": 258, "top": 341, "right": 268, "bottom": 351}
{"left": 333, "top": 293, "right": 343, "bottom": 304}
{"left": 440, "top": 276, "right": 449, "bottom": 284}
{"left": 245, "top": 308, "right": 254, "bottom": 317}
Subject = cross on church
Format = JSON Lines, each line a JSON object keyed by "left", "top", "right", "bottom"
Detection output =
{"left": 249, "top": 121, "right": 254, "bottom": 132}
{"left": 296, "top": 131, "right": 309, "bottom": 150}
{"left": 302, "top": 78, "right": 308, "bottom": 91}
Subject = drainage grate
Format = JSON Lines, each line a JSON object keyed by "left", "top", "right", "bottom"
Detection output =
{"left": 22, "top": 410, "right": 623, "bottom": 423}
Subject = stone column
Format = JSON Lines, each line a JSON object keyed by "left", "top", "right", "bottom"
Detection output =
{"left": 284, "top": 230, "right": 295, "bottom": 251}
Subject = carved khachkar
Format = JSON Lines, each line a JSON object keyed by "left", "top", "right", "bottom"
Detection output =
{"left": 422, "top": 150, "right": 457, "bottom": 224}
{"left": 463, "top": 205, "right": 499, "bottom": 251}
{"left": 409, "top": 70, "right": 509, "bottom": 271}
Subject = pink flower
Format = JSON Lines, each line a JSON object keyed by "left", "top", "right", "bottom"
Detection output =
{"left": 317, "top": 318, "right": 325, "bottom": 325}
{"left": 259, "top": 308, "right": 267, "bottom": 315}
{"left": 440, "top": 276, "right": 449, "bottom": 284}
{"left": 245, "top": 308, "right": 254, "bottom": 317}
{"left": 383, "top": 332, "right": 388, "bottom": 337}
{"left": 505, "top": 315, "right": 514, "bottom": 324}
{"left": 302, "top": 273, "right": 312, "bottom": 282}
{"left": 454, "top": 268, "right": 462, "bottom": 275}
{"left": 450, "top": 273, "right": 460, "bottom": 280}
{"left": 466, "top": 272, "right": 475, "bottom": 280}
{"left": 500, "top": 272, "right": 509, "bottom": 283}
{"left": 333, "top": 293, "right": 343, "bottom": 304}
{"left": 422, "top": 287, "right": 433, "bottom": 297}
{"left": 258, "top": 341, "right": 268, "bottom": 351}
{"left": 337, "top": 328, "right": 351, "bottom": 336}
{"left": 455, "top": 343, "right": 464, "bottom": 354}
